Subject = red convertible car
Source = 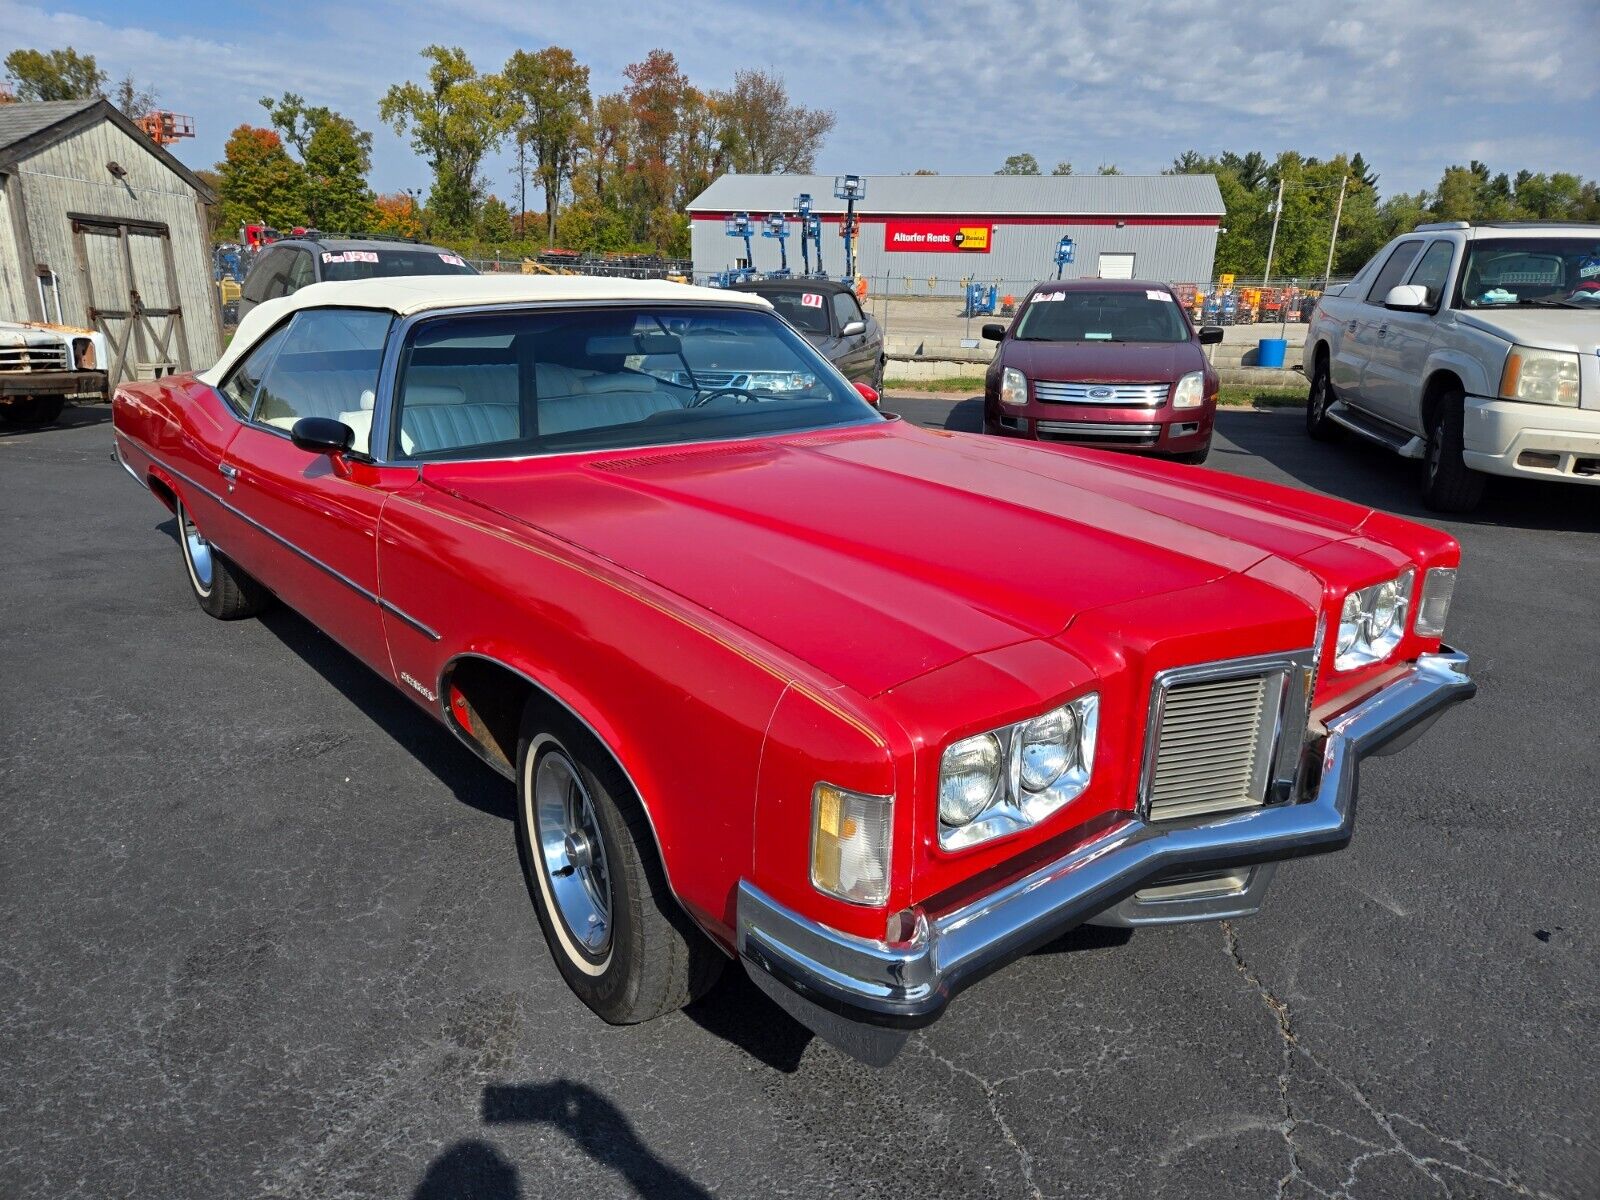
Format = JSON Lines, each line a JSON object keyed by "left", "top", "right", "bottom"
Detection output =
{"left": 112, "top": 276, "right": 1475, "bottom": 1064}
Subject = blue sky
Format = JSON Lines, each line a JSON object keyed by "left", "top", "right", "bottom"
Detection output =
{"left": 5, "top": 0, "right": 1597, "bottom": 205}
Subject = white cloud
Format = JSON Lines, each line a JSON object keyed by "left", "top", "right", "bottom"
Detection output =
{"left": 3, "top": 0, "right": 1594, "bottom": 202}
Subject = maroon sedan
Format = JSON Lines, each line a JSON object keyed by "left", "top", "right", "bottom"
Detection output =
{"left": 983, "top": 280, "right": 1224, "bottom": 464}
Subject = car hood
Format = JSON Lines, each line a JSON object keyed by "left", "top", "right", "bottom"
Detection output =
{"left": 1000, "top": 338, "right": 1206, "bottom": 382}
{"left": 1455, "top": 308, "right": 1600, "bottom": 352}
{"left": 426, "top": 423, "right": 1365, "bottom": 696}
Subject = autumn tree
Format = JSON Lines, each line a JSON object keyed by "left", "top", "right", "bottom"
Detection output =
{"left": 215, "top": 125, "right": 306, "bottom": 233}
{"left": 381, "top": 46, "right": 510, "bottom": 234}
{"left": 713, "top": 68, "right": 835, "bottom": 174}
{"left": 996, "top": 153, "right": 1040, "bottom": 175}
{"left": 371, "top": 192, "right": 424, "bottom": 239}
{"left": 621, "top": 48, "right": 689, "bottom": 239}
{"left": 3, "top": 47, "right": 105, "bottom": 101}
{"left": 502, "top": 47, "right": 590, "bottom": 242}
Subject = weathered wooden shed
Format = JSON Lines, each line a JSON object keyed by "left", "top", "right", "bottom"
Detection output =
{"left": 0, "top": 97, "right": 223, "bottom": 387}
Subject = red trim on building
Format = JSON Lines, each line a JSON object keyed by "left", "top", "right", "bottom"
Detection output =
{"left": 690, "top": 211, "right": 1221, "bottom": 227}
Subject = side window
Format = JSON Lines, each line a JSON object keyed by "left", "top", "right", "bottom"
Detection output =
{"left": 285, "top": 251, "right": 317, "bottom": 293}
{"left": 253, "top": 309, "right": 393, "bottom": 453}
{"left": 243, "top": 250, "right": 281, "bottom": 303}
{"left": 830, "top": 291, "right": 862, "bottom": 331}
{"left": 219, "top": 325, "right": 289, "bottom": 416}
{"left": 1406, "top": 241, "right": 1455, "bottom": 308}
{"left": 1366, "top": 240, "right": 1424, "bottom": 304}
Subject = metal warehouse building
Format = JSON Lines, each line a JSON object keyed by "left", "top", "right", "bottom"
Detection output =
{"left": 688, "top": 173, "right": 1224, "bottom": 295}
{"left": 0, "top": 98, "right": 223, "bottom": 387}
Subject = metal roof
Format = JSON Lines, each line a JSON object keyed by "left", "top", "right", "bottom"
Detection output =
{"left": 0, "top": 97, "right": 214, "bottom": 201}
{"left": 0, "top": 97, "right": 100, "bottom": 151}
{"left": 688, "top": 173, "right": 1224, "bottom": 217}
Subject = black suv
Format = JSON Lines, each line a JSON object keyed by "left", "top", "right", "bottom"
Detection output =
{"left": 727, "top": 278, "right": 886, "bottom": 390}
{"left": 237, "top": 236, "right": 478, "bottom": 320}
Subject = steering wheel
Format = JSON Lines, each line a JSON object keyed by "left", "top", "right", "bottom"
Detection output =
{"left": 688, "top": 388, "right": 759, "bottom": 409}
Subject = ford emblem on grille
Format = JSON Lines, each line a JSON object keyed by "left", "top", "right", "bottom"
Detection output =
{"left": 1089, "top": 387, "right": 1113, "bottom": 398}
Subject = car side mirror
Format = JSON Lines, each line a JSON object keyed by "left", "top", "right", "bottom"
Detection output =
{"left": 981, "top": 323, "right": 1007, "bottom": 341}
{"left": 841, "top": 319, "right": 867, "bottom": 338}
{"left": 1198, "top": 325, "right": 1224, "bottom": 345}
{"left": 853, "top": 381, "right": 880, "bottom": 408}
{"left": 290, "top": 416, "right": 355, "bottom": 455}
{"left": 1383, "top": 283, "right": 1431, "bottom": 312}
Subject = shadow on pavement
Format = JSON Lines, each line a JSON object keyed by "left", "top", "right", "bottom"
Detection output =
{"left": 0, "top": 400, "right": 112, "bottom": 439}
{"left": 257, "top": 604, "right": 514, "bottom": 821}
{"left": 412, "top": 1141, "right": 520, "bottom": 1199}
{"left": 1218, "top": 410, "right": 1600, "bottom": 533}
{"left": 683, "top": 963, "right": 814, "bottom": 1073}
{"left": 942, "top": 397, "right": 984, "bottom": 432}
{"left": 480, "top": 1080, "right": 713, "bottom": 1199}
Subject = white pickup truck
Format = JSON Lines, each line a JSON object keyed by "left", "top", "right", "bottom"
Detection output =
{"left": 0, "top": 321, "right": 108, "bottom": 429}
{"left": 1303, "top": 221, "right": 1600, "bottom": 511}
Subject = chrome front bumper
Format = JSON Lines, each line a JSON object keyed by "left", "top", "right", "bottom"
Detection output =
{"left": 737, "top": 649, "right": 1474, "bottom": 1052}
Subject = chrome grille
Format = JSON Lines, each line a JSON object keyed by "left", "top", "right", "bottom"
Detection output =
{"left": 0, "top": 344, "right": 70, "bottom": 373}
{"left": 1034, "top": 380, "right": 1169, "bottom": 406}
{"left": 1141, "top": 652, "right": 1316, "bottom": 823}
{"left": 1037, "top": 420, "right": 1160, "bottom": 444}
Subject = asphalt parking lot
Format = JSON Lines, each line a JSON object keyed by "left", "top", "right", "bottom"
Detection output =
{"left": 2, "top": 399, "right": 1596, "bottom": 1200}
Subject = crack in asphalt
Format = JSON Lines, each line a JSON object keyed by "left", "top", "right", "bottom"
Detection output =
{"left": 913, "top": 1039, "right": 1044, "bottom": 1200}
{"left": 1221, "top": 921, "right": 1562, "bottom": 1200}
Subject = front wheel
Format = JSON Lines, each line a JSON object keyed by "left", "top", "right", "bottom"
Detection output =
{"left": 1305, "top": 361, "right": 1340, "bottom": 441}
{"left": 514, "top": 702, "right": 723, "bottom": 1024}
{"left": 1421, "top": 393, "right": 1486, "bottom": 513}
{"left": 1172, "top": 444, "right": 1211, "bottom": 465}
{"left": 176, "top": 498, "right": 272, "bottom": 619}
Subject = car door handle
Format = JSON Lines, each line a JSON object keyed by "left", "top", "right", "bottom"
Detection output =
{"left": 1346, "top": 320, "right": 1358, "bottom": 334}
{"left": 1376, "top": 325, "right": 1388, "bottom": 338}
{"left": 218, "top": 463, "right": 239, "bottom": 480}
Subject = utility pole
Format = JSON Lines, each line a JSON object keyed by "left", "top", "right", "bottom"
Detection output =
{"left": 1263, "top": 174, "right": 1285, "bottom": 286}
{"left": 1322, "top": 174, "right": 1348, "bottom": 287}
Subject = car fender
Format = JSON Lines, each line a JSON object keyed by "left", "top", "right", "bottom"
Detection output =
{"left": 1422, "top": 345, "right": 1494, "bottom": 409}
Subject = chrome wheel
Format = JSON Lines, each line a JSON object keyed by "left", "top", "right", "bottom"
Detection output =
{"left": 180, "top": 504, "right": 214, "bottom": 595}
{"left": 532, "top": 748, "right": 612, "bottom": 962}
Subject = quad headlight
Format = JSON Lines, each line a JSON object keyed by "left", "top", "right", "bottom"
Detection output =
{"left": 1334, "top": 568, "right": 1415, "bottom": 670}
{"left": 937, "top": 694, "right": 1098, "bottom": 850}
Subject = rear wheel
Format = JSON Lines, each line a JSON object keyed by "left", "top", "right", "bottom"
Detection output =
{"left": 1421, "top": 391, "right": 1486, "bottom": 513}
{"left": 176, "top": 498, "right": 272, "bottom": 619}
{"left": 0, "top": 396, "right": 66, "bottom": 428}
{"left": 1305, "top": 359, "right": 1340, "bottom": 441}
{"left": 514, "top": 701, "right": 722, "bottom": 1024}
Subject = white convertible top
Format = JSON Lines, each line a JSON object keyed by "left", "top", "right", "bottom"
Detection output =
{"left": 199, "top": 274, "right": 771, "bottom": 384}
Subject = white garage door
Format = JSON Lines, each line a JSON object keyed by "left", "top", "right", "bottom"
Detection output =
{"left": 1098, "top": 252, "right": 1136, "bottom": 279}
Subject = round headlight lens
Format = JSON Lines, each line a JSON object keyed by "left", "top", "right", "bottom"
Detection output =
{"left": 1018, "top": 705, "right": 1075, "bottom": 792}
{"left": 1370, "top": 579, "right": 1400, "bottom": 636}
{"left": 1337, "top": 592, "right": 1362, "bottom": 655}
{"left": 939, "top": 733, "right": 1001, "bottom": 826}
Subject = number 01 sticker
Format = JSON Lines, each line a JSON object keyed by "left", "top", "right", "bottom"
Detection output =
{"left": 800, "top": 292, "right": 823, "bottom": 308}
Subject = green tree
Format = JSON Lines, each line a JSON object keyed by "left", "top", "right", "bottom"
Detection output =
{"left": 260, "top": 92, "right": 338, "bottom": 157}
{"left": 111, "top": 73, "right": 158, "bottom": 117}
{"left": 381, "top": 46, "right": 510, "bottom": 235}
{"left": 1096, "top": 163, "right": 1122, "bottom": 175}
{"left": 303, "top": 116, "right": 375, "bottom": 231}
{"left": 1051, "top": 161, "right": 1073, "bottom": 175}
{"left": 3, "top": 47, "right": 105, "bottom": 101}
{"left": 214, "top": 125, "right": 306, "bottom": 233}
{"left": 476, "top": 194, "right": 515, "bottom": 242}
{"left": 502, "top": 47, "right": 591, "bottom": 243}
{"left": 996, "top": 153, "right": 1039, "bottom": 175}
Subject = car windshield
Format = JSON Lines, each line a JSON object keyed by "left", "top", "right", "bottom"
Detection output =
{"left": 1456, "top": 236, "right": 1600, "bottom": 309}
{"left": 743, "top": 289, "right": 832, "bottom": 334}
{"left": 318, "top": 248, "right": 479, "bottom": 282}
{"left": 389, "top": 304, "right": 879, "bottom": 461}
{"left": 1013, "top": 289, "right": 1190, "bottom": 342}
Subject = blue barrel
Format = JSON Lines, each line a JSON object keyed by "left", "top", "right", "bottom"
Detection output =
{"left": 1257, "top": 338, "right": 1287, "bottom": 368}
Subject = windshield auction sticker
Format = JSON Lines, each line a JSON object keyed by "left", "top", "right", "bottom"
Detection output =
{"left": 800, "top": 292, "right": 823, "bottom": 308}
{"left": 322, "top": 251, "right": 379, "bottom": 264}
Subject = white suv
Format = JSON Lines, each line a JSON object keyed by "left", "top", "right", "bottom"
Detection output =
{"left": 1303, "top": 221, "right": 1600, "bottom": 511}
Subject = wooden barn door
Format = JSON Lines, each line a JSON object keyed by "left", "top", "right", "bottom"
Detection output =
{"left": 69, "top": 214, "right": 190, "bottom": 389}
